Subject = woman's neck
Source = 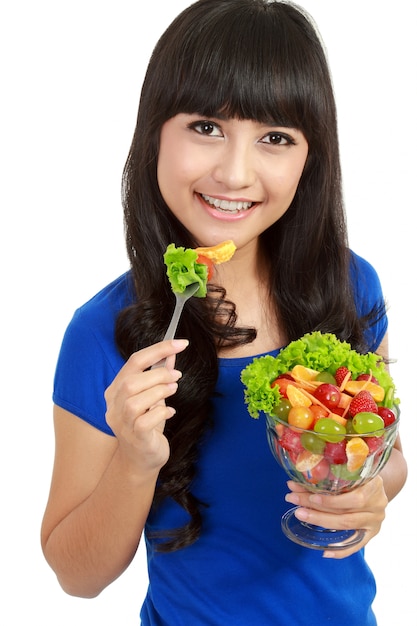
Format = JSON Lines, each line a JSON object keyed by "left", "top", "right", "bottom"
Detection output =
{"left": 215, "top": 249, "right": 286, "bottom": 358}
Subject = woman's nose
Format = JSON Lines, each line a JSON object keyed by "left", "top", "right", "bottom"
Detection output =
{"left": 212, "top": 142, "right": 257, "bottom": 190}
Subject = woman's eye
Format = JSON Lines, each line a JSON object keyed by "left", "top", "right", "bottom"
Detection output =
{"left": 262, "top": 132, "right": 294, "bottom": 146}
{"left": 190, "top": 121, "right": 222, "bottom": 136}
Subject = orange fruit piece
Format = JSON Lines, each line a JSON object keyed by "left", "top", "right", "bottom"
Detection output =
{"left": 338, "top": 392, "right": 352, "bottom": 409}
{"left": 194, "top": 240, "right": 236, "bottom": 264}
{"left": 344, "top": 381, "right": 385, "bottom": 403}
{"left": 286, "top": 384, "right": 312, "bottom": 407}
{"left": 346, "top": 437, "right": 369, "bottom": 472}
{"left": 295, "top": 450, "right": 324, "bottom": 472}
{"left": 291, "top": 365, "right": 319, "bottom": 381}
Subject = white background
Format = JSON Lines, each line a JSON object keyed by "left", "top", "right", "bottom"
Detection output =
{"left": 1, "top": 1, "right": 416, "bottom": 624}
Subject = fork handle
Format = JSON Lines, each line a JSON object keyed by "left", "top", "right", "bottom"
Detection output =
{"left": 151, "top": 299, "right": 185, "bottom": 369}
{"left": 162, "top": 299, "right": 185, "bottom": 341}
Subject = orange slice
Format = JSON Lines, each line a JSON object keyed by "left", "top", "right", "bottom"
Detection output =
{"left": 344, "top": 381, "right": 385, "bottom": 403}
{"left": 295, "top": 450, "right": 324, "bottom": 472}
{"left": 346, "top": 437, "right": 369, "bottom": 472}
{"left": 286, "top": 384, "right": 312, "bottom": 407}
{"left": 291, "top": 365, "right": 319, "bottom": 382}
{"left": 194, "top": 240, "right": 236, "bottom": 264}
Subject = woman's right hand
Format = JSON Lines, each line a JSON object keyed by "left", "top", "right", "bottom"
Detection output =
{"left": 41, "top": 338, "right": 189, "bottom": 598}
{"left": 104, "top": 339, "right": 189, "bottom": 474}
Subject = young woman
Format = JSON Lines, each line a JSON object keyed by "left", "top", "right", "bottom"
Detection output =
{"left": 41, "top": 1, "right": 407, "bottom": 624}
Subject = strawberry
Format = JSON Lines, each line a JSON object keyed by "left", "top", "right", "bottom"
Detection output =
{"left": 348, "top": 390, "right": 378, "bottom": 416}
{"left": 279, "top": 426, "right": 303, "bottom": 453}
{"left": 335, "top": 366, "right": 351, "bottom": 387}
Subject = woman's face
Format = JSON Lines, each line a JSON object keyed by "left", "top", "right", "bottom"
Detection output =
{"left": 157, "top": 114, "right": 309, "bottom": 251}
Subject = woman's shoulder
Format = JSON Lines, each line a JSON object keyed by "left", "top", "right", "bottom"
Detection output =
{"left": 348, "top": 249, "right": 387, "bottom": 350}
{"left": 57, "top": 270, "right": 135, "bottom": 378}
{"left": 349, "top": 249, "right": 380, "bottom": 279}
{"left": 348, "top": 249, "right": 384, "bottom": 305}
{"left": 53, "top": 272, "right": 135, "bottom": 435}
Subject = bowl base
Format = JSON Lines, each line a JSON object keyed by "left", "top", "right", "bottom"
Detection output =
{"left": 281, "top": 507, "right": 365, "bottom": 550}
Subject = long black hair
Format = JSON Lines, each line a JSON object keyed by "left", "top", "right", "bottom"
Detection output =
{"left": 115, "top": 0, "right": 384, "bottom": 551}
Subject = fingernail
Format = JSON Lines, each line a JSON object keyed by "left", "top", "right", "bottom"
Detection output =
{"left": 172, "top": 339, "right": 189, "bottom": 349}
{"left": 294, "top": 508, "right": 309, "bottom": 521}
{"left": 285, "top": 493, "right": 300, "bottom": 505}
{"left": 171, "top": 369, "right": 183, "bottom": 380}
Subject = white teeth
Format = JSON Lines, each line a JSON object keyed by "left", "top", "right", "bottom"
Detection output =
{"left": 201, "top": 193, "right": 253, "bottom": 213}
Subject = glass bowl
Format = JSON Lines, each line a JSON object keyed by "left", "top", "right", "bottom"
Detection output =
{"left": 266, "top": 412, "right": 400, "bottom": 549}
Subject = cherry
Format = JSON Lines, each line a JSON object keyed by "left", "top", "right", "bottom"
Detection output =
{"left": 313, "top": 383, "right": 341, "bottom": 410}
{"left": 356, "top": 373, "right": 379, "bottom": 384}
{"left": 324, "top": 441, "right": 347, "bottom": 465}
{"left": 377, "top": 406, "right": 397, "bottom": 427}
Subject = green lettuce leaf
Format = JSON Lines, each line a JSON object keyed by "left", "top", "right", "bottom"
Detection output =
{"left": 241, "top": 331, "right": 398, "bottom": 418}
{"left": 164, "top": 244, "right": 208, "bottom": 297}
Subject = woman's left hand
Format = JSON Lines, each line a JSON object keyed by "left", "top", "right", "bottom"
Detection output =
{"left": 284, "top": 475, "right": 388, "bottom": 559}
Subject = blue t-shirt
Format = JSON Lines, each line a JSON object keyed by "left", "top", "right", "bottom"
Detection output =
{"left": 53, "top": 251, "right": 387, "bottom": 625}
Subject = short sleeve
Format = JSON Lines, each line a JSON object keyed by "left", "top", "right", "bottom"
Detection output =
{"left": 52, "top": 274, "right": 132, "bottom": 435}
{"left": 349, "top": 251, "right": 388, "bottom": 351}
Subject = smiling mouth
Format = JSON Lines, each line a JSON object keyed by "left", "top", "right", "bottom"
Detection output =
{"left": 200, "top": 193, "right": 254, "bottom": 214}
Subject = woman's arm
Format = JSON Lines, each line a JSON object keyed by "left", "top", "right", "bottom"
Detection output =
{"left": 41, "top": 339, "right": 188, "bottom": 598}
{"left": 374, "top": 332, "right": 407, "bottom": 502}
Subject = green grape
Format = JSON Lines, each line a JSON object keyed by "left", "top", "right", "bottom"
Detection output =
{"left": 345, "top": 418, "right": 355, "bottom": 434}
{"left": 330, "top": 464, "right": 361, "bottom": 481}
{"left": 314, "top": 417, "right": 346, "bottom": 443}
{"left": 273, "top": 399, "right": 291, "bottom": 422}
{"left": 300, "top": 431, "right": 326, "bottom": 454}
{"left": 315, "top": 371, "right": 336, "bottom": 385}
{"left": 352, "top": 412, "right": 384, "bottom": 435}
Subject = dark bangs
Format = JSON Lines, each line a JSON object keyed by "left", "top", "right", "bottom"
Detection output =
{"left": 145, "top": 0, "right": 332, "bottom": 139}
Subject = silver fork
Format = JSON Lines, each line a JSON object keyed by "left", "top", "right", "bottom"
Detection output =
{"left": 152, "top": 282, "right": 199, "bottom": 368}
{"left": 162, "top": 282, "right": 200, "bottom": 341}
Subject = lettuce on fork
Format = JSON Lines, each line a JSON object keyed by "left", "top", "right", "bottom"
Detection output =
{"left": 241, "top": 332, "right": 398, "bottom": 419}
{"left": 164, "top": 244, "right": 208, "bottom": 298}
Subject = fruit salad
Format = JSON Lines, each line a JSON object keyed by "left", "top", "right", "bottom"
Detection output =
{"left": 164, "top": 240, "right": 236, "bottom": 298}
{"left": 241, "top": 332, "right": 400, "bottom": 492}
